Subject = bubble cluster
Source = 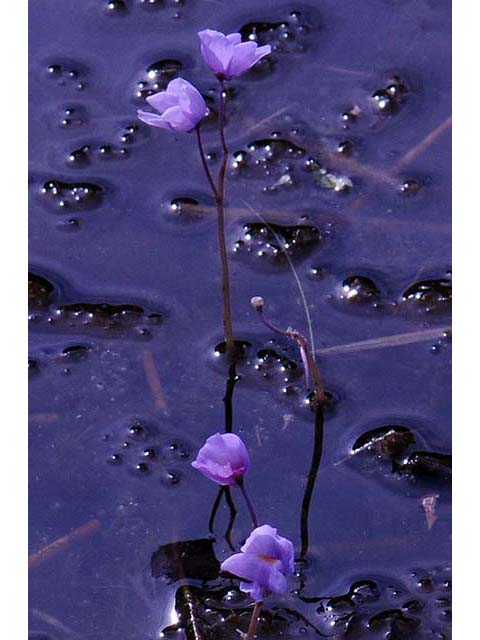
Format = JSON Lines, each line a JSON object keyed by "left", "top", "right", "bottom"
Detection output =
{"left": 233, "top": 221, "right": 322, "bottom": 267}
{"left": 371, "top": 74, "right": 409, "bottom": 114}
{"left": 67, "top": 142, "right": 128, "bottom": 166}
{"left": 134, "top": 59, "right": 183, "bottom": 101}
{"left": 104, "top": 0, "right": 185, "bottom": 18}
{"left": 231, "top": 136, "right": 306, "bottom": 183}
{"left": 240, "top": 10, "right": 312, "bottom": 57}
{"left": 313, "top": 566, "right": 451, "bottom": 638}
{"left": 161, "top": 583, "right": 312, "bottom": 639}
{"left": 28, "top": 271, "right": 164, "bottom": 338}
{"left": 40, "top": 179, "right": 103, "bottom": 211}
{"left": 401, "top": 278, "right": 452, "bottom": 314}
{"left": 213, "top": 337, "right": 336, "bottom": 415}
{"left": 231, "top": 134, "right": 352, "bottom": 193}
{"left": 46, "top": 62, "right": 86, "bottom": 91}
{"left": 104, "top": 418, "right": 191, "bottom": 484}
{"left": 59, "top": 105, "right": 86, "bottom": 128}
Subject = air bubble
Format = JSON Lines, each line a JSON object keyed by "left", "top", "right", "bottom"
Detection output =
{"left": 134, "top": 59, "right": 183, "bottom": 101}
{"left": 337, "top": 275, "right": 381, "bottom": 304}
{"left": 41, "top": 179, "right": 103, "bottom": 211}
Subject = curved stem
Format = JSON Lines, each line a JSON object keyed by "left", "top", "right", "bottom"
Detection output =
{"left": 236, "top": 477, "right": 259, "bottom": 529}
{"left": 300, "top": 406, "right": 324, "bottom": 558}
{"left": 224, "top": 486, "right": 238, "bottom": 551}
{"left": 209, "top": 486, "right": 225, "bottom": 534}
{"left": 246, "top": 601, "right": 263, "bottom": 640}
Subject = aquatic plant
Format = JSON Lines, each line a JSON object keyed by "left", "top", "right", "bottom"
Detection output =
{"left": 193, "top": 431, "right": 293, "bottom": 638}
{"left": 251, "top": 296, "right": 326, "bottom": 558}
{"left": 138, "top": 30, "right": 272, "bottom": 355}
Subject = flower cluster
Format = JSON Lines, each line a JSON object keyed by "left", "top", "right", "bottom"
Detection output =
{"left": 137, "top": 29, "right": 271, "bottom": 132}
{"left": 192, "top": 432, "right": 294, "bottom": 604}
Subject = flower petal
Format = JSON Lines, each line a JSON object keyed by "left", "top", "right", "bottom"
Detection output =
{"left": 253, "top": 44, "right": 272, "bottom": 64}
{"left": 226, "top": 33, "right": 242, "bottom": 45}
{"left": 137, "top": 109, "right": 172, "bottom": 130}
{"left": 146, "top": 91, "right": 178, "bottom": 113}
{"left": 220, "top": 433, "right": 250, "bottom": 474}
{"left": 267, "top": 568, "right": 288, "bottom": 595}
{"left": 225, "top": 41, "right": 258, "bottom": 78}
{"left": 160, "top": 105, "right": 195, "bottom": 132}
{"left": 198, "top": 29, "right": 234, "bottom": 75}
{"left": 221, "top": 552, "right": 271, "bottom": 584}
{"left": 240, "top": 580, "right": 266, "bottom": 602}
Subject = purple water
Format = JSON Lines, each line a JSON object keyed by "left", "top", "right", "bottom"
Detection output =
{"left": 29, "top": 1, "right": 451, "bottom": 638}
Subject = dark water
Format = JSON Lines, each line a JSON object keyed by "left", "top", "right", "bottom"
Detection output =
{"left": 29, "top": 1, "right": 451, "bottom": 638}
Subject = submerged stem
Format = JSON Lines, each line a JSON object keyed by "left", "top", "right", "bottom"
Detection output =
{"left": 209, "top": 486, "right": 225, "bottom": 534}
{"left": 223, "top": 362, "right": 237, "bottom": 434}
{"left": 246, "top": 601, "right": 263, "bottom": 640}
{"left": 300, "top": 406, "right": 324, "bottom": 558}
{"left": 236, "top": 477, "right": 259, "bottom": 529}
{"left": 224, "top": 486, "right": 238, "bottom": 551}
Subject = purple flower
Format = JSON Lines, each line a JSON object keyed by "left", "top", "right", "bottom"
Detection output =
{"left": 198, "top": 29, "right": 271, "bottom": 79}
{"left": 137, "top": 78, "right": 206, "bottom": 132}
{"left": 221, "top": 525, "right": 294, "bottom": 601}
{"left": 191, "top": 433, "right": 250, "bottom": 486}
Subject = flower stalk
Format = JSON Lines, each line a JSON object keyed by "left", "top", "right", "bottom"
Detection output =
{"left": 251, "top": 296, "right": 325, "bottom": 406}
{"left": 246, "top": 601, "right": 263, "bottom": 640}
{"left": 195, "top": 114, "right": 235, "bottom": 353}
{"left": 235, "top": 476, "right": 259, "bottom": 529}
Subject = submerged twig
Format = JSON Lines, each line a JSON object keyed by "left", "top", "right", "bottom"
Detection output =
{"left": 142, "top": 350, "right": 168, "bottom": 411}
{"left": 317, "top": 327, "right": 451, "bottom": 356}
{"left": 29, "top": 519, "right": 101, "bottom": 569}
{"left": 395, "top": 116, "right": 452, "bottom": 170}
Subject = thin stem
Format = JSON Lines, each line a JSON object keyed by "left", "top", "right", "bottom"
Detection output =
{"left": 224, "top": 486, "right": 238, "bottom": 551}
{"left": 218, "top": 79, "right": 229, "bottom": 156}
{"left": 236, "top": 477, "right": 259, "bottom": 528}
{"left": 215, "top": 80, "right": 235, "bottom": 352}
{"left": 209, "top": 486, "right": 225, "bottom": 534}
{"left": 258, "top": 308, "right": 292, "bottom": 338}
{"left": 246, "top": 601, "right": 263, "bottom": 640}
{"left": 300, "top": 406, "right": 324, "bottom": 558}
{"left": 195, "top": 125, "right": 219, "bottom": 200}
{"left": 255, "top": 305, "right": 325, "bottom": 405}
